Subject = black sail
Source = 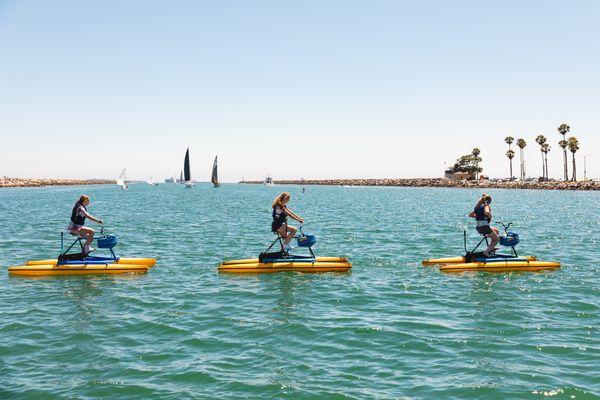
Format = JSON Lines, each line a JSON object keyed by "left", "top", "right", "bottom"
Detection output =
{"left": 184, "top": 148, "right": 191, "bottom": 182}
{"left": 211, "top": 156, "right": 219, "bottom": 186}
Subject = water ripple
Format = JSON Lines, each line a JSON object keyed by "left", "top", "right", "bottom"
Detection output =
{"left": 0, "top": 184, "right": 598, "bottom": 399}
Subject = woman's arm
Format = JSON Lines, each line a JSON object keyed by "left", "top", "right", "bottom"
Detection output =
{"left": 284, "top": 207, "right": 304, "bottom": 223}
{"left": 468, "top": 211, "right": 476, "bottom": 218}
{"left": 82, "top": 209, "right": 103, "bottom": 224}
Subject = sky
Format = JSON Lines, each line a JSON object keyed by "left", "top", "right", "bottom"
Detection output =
{"left": 0, "top": 0, "right": 598, "bottom": 182}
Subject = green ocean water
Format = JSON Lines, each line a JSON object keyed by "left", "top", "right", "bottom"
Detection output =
{"left": 0, "top": 184, "right": 598, "bottom": 399}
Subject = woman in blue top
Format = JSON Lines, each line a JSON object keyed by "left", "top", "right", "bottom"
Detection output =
{"left": 468, "top": 194, "right": 499, "bottom": 257}
{"left": 272, "top": 192, "right": 304, "bottom": 251}
{"left": 68, "top": 195, "right": 103, "bottom": 255}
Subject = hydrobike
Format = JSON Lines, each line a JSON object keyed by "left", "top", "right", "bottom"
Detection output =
{"left": 218, "top": 227, "right": 351, "bottom": 273}
{"left": 8, "top": 229, "right": 156, "bottom": 276}
{"left": 422, "top": 222, "right": 560, "bottom": 273}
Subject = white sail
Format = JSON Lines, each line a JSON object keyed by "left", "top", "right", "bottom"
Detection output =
{"left": 116, "top": 169, "right": 128, "bottom": 190}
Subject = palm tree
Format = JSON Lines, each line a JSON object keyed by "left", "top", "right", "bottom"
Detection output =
{"left": 558, "top": 124, "right": 570, "bottom": 180}
{"left": 541, "top": 143, "right": 551, "bottom": 180}
{"left": 506, "top": 149, "right": 515, "bottom": 180}
{"left": 505, "top": 136, "right": 514, "bottom": 179}
{"left": 517, "top": 138, "right": 527, "bottom": 180}
{"left": 505, "top": 136, "right": 514, "bottom": 148}
{"left": 567, "top": 137, "right": 579, "bottom": 181}
{"left": 535, "top": 135, "right": 547, "bottom": 180}
{"left": 471, "top": 148, "right": 481, "bottom": 179}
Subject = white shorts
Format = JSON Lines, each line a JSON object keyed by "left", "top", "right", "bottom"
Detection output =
{"left": 68, "top": 222, "right": 84, "bottom": 231}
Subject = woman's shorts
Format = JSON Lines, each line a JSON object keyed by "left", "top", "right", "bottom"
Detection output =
{"left": 476, "top": 225, "right": 493, "bottom": 235}
{"left": 271, "top": 221, "right": 284, "bottom": 232}
{"left": 68, "top": 223, "right": 84, "bottom": 231}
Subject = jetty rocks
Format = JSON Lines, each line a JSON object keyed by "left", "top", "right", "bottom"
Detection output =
{"left": 0, "top": 177, "right": 113, "bottom": 188}
{"left": 241, "top": 178, "right": 600, "bottom": 191}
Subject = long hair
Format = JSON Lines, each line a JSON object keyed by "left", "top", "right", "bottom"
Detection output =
{"left": 77, "top": 195, "right": 90, "bottom": 205}
{"left": 272, "top": 192, "right": 290, "bottom": 209}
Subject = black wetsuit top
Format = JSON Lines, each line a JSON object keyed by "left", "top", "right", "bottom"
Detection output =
{"left": 474, "top": 203, "right": 491, "bottom": 224}
{"left": 474, "top": 203, "right": 492, "bottom": 235}
{"left": 71, "top": 203, "right": 87, "bottom": 226}
{"left": 271, "top": 206, "right": 287, "bottom": 232}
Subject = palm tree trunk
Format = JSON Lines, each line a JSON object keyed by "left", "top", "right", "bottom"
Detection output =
{"left": 509, "top": 159, "right": 513, "bottom": 180}
{"left": 541, "top": 152, "right": 545, "bottom": 180}
{"left": 544, "top": 153, "right": 549, "bottom": 180}
{"left": 563, "top": 149, "right": 568, "bottom": 180}
{"left": 520, "top": 150, "right": 524, "bottom": 180}
{"left": 572, "top": 153, "right": 577, "bottom": 181}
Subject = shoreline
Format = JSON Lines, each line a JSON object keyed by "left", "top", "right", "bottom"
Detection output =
{"left": 240, "top": 178, "right": 600, "bottom": 191}
{"left": 0, "top": 177, "right": 114, "bottom": 188}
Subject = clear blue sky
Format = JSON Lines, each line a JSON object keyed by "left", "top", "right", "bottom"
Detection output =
{"left": 1, "top": 0, "right": 598, "bottom": 181}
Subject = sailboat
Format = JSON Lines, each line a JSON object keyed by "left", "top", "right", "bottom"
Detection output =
{"left": 184, "top": 148, "right": 194, "bottom": 188}
{"left": 147, "top": 176, "right": 158, "bottom": 186}
{"left": 116, "top": 169, "right": 128, "bottom": 190}
{"left": 212, "top": 156, "right": 220, "bottom": 188}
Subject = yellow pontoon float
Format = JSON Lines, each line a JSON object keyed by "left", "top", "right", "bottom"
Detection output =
{"left": 422, "top": 222, "right": 560, "bottom": 273}
{"left": 219, "top": 227, "right": 351, "bottom": 273}
{"left": 8, "top": 229, "right": 156, "bottom": 276}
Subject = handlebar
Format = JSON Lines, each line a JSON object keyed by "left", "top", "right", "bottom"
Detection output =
{"left": 99, "top": 226, "right": 110, "bottom": 237}
{"left": 497, "top": 222, "right": 513, "bottom": 234}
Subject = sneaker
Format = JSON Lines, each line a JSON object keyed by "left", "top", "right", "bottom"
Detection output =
{"left": 84, "top": 247, "right": 96, "bottom": 255}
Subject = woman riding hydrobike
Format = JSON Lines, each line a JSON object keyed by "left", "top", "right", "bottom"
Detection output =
{"left": 68, "top": 195, "right": 104, "bottom": 255}
{"left": 271, "top": 192, "right": 304, "bottom": 251}
{"left": 468, "top": 193, "right": 499, "bottom": 257}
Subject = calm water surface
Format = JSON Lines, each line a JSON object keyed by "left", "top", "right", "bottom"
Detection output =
{"left": 0, "top": 184, "right": 598, "bottom": 399}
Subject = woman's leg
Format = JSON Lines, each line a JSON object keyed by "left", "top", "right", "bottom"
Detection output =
{"left": 78, "top": 227, "right": 95, "bottom": 247}
{"left": 276, "top": 225, "right": 297, "bottom": 247}
{"left": 283, "top": 225, "right": 297, "bottom": 246}
{"left": 277, "top": 225, "right": 289, "bottom": 247}
{"left": 485, "top": 227, "right": 499, "bottom": 255}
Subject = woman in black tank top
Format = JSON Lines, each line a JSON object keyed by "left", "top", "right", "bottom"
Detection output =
{"left": 468, "top": 194, "right": 499, "bottom": 257}
{"left": 68, "top": 195, "right": 104, "bottom": 255}
{"left": 272, "top": 192, "right": 304, "bottom": 250}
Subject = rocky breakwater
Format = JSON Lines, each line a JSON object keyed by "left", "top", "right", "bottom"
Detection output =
{"left": 0, "top": 177, "right": 114, "bottom": 188}
{"left": 241, "top": 178, "right": 600, "bottom": 191}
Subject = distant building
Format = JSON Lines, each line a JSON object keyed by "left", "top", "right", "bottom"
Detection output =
{"left": 444, "top": 169, "right": 474, "bottom": 180}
